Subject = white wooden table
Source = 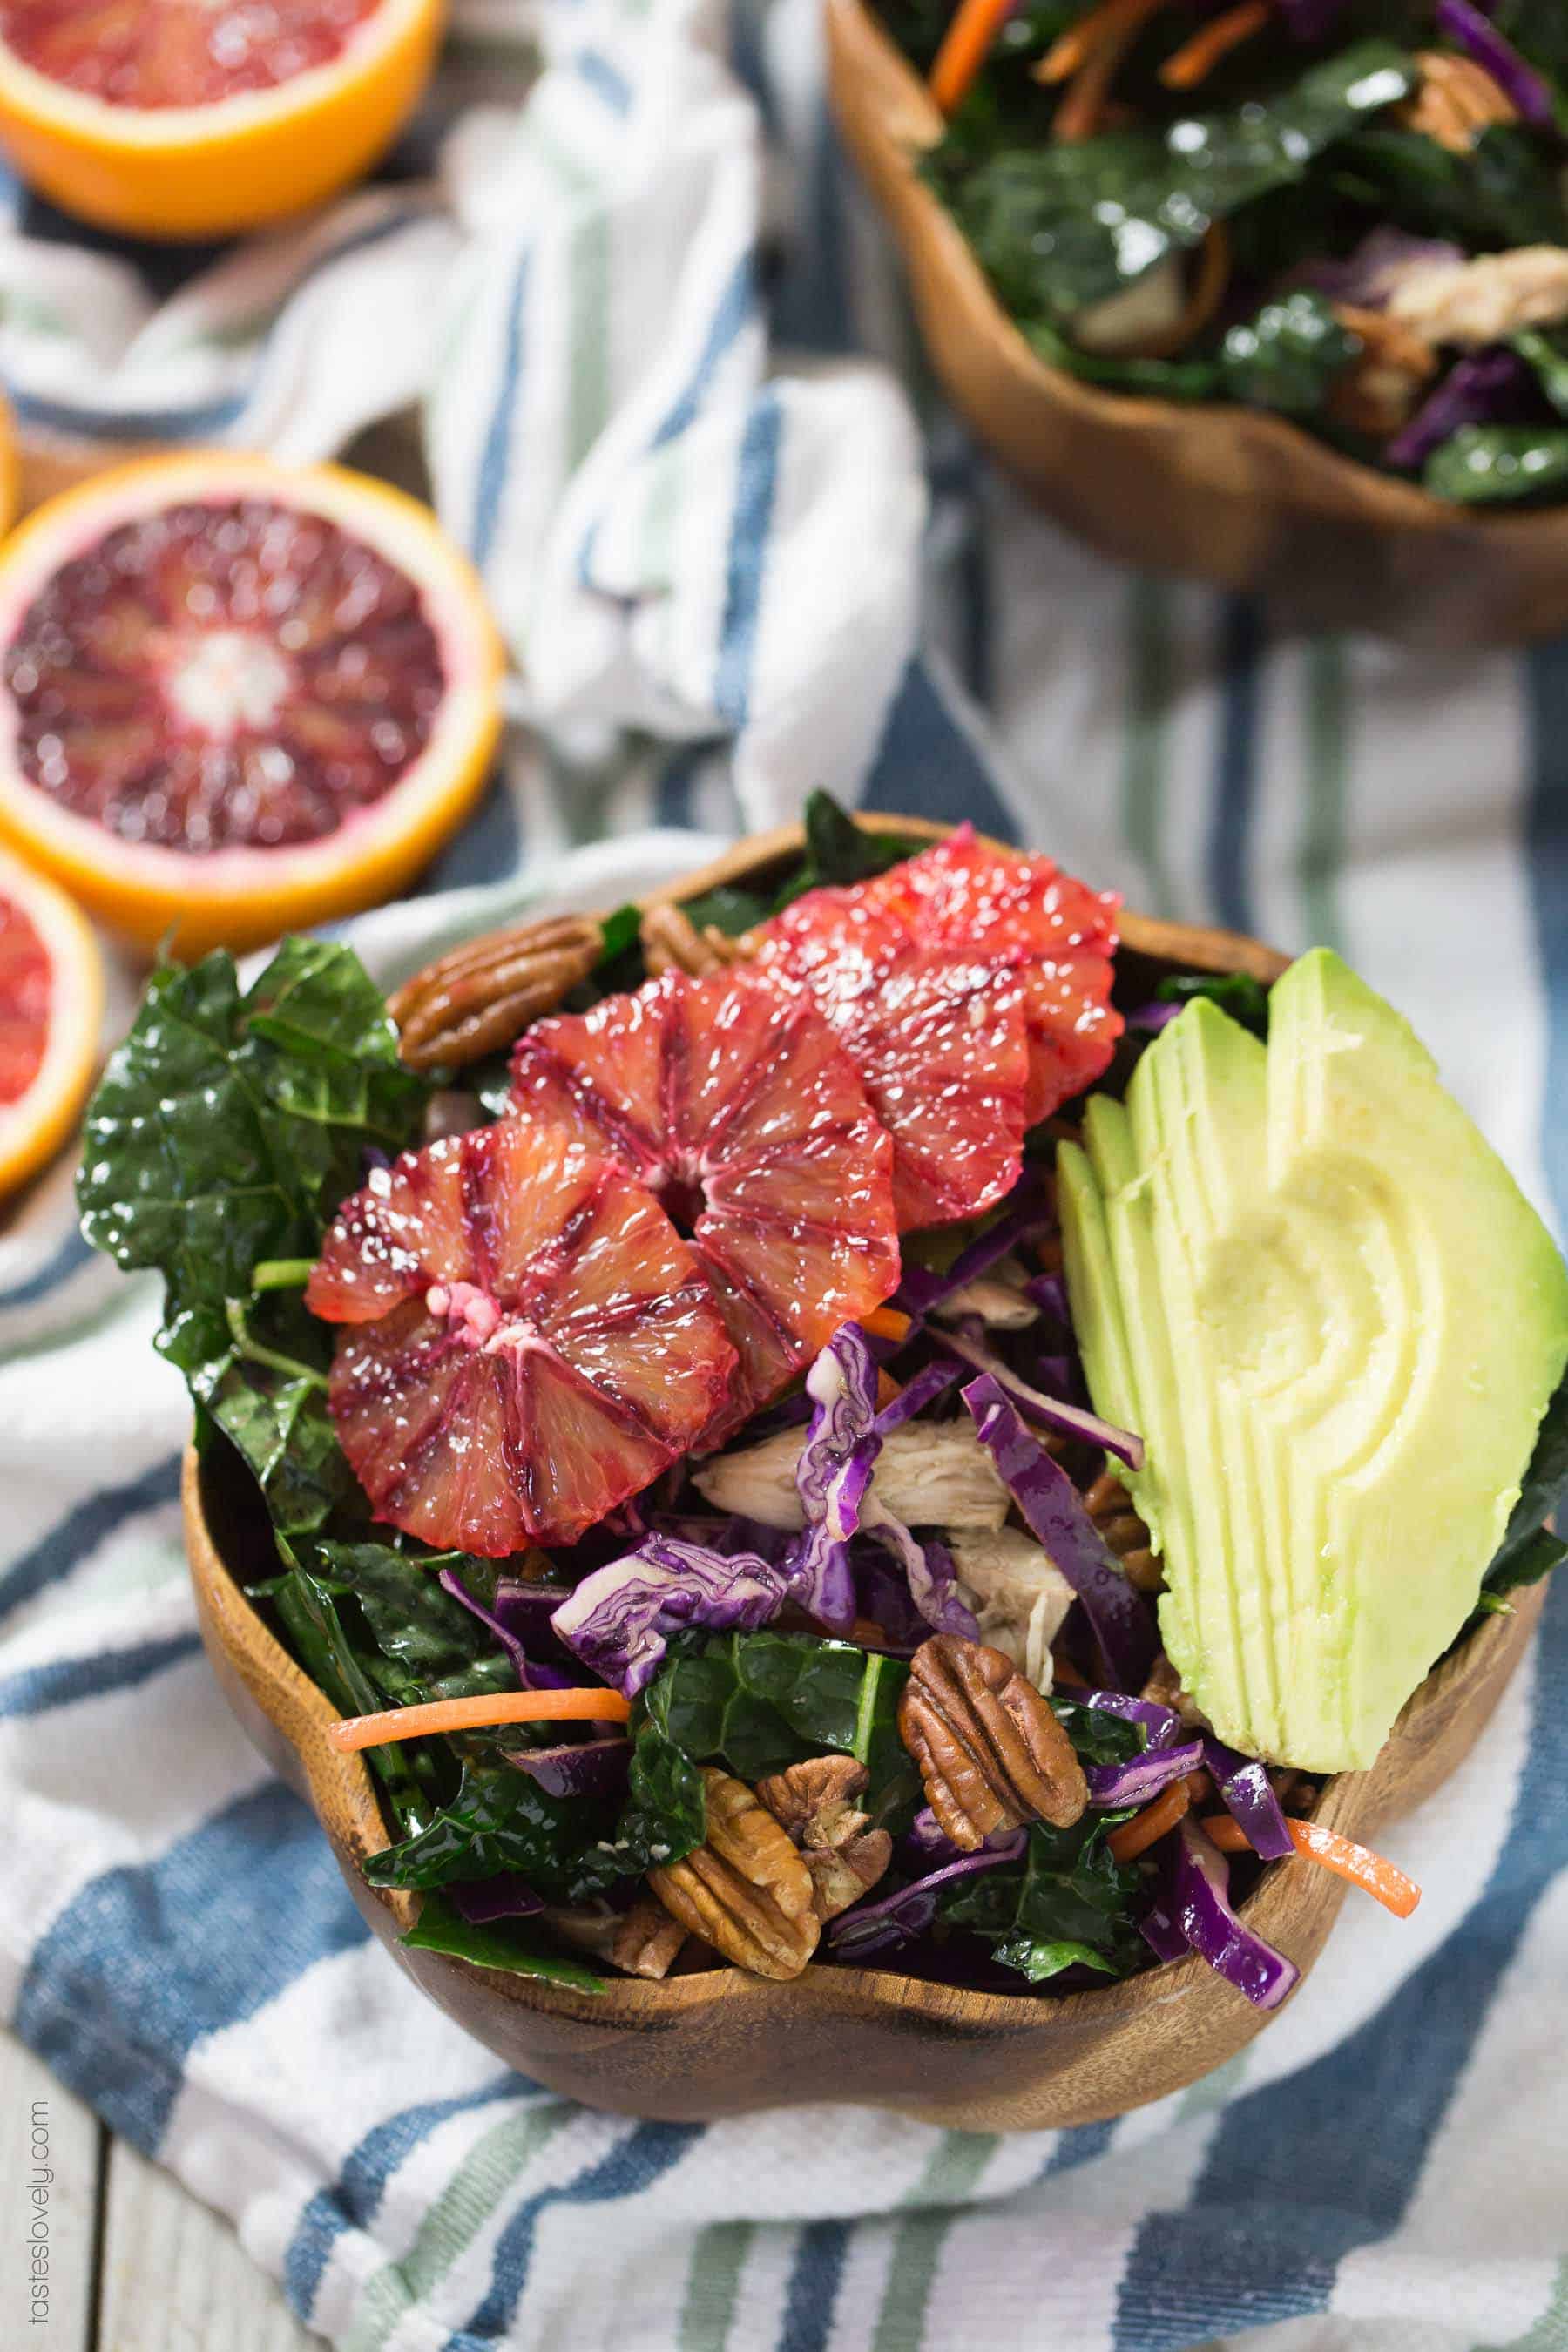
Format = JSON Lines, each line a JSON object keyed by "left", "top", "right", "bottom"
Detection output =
{"left": 3, "top": 2031, "right": 321, "bottom": 2351}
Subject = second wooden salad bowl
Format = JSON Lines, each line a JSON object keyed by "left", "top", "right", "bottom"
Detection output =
{"left": 826, "top": 0, "right": 1568, "bottom": 645}
{"left": 183, "top": 819, "right": 1543, "bottom": 2128}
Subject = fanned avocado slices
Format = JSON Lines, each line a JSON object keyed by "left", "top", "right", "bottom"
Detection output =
{"left": 1058, "top": 950, "right": 1568, "bottom": 1773}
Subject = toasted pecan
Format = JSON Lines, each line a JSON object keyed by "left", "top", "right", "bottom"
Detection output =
{"left": 639, "top": 902, "right": 752, "bottom": 979}
{"left": 899, "top": 1635, "right": 1088, "bottom": 1853}
{"left": 648, "top": 1767, "right": 820, "bottom": 1978}
{"left": 755, "top": 1755, "right": 894, "bottom": 1922}
{"left": 388, "top": 912, "right": 603, "bottom": 1069}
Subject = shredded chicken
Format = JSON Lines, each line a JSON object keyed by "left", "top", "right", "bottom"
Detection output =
{"left": 1387, "top": 246, "right": 1568, "bottom": 349}
{"left": 931, "top": 1259, "right": 1039, "bottom": 1331}
{"left": 947, "top": 1529, "right": 1076, "bottom": 1695}
{"left": 693, "top": 1422, "right": 1009, "bottom": 1533}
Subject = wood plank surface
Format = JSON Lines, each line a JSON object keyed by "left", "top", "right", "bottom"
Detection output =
{"left": 1, "top": 2032, "right": 102, "bottom": 2352}
{"left": 96, "top": 2136, "right": 324, "bottom": 2352}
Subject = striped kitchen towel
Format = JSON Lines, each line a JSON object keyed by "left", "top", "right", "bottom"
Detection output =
{"left": 4, "top": 0, "right": 1568, "bottom": 2348}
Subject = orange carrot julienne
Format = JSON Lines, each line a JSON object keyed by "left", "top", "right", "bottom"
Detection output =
{"left": 1106, "top": 1776, "right": 1190, "bottom": 1863}
{"left": 1036, "top": 0, "right": 1166, "bottom": 84}
{"left": 863, "top": 1304, "right": 913, "bottom": 1343}
{"left": 1050, "top": 0, "right": 1167, "bottom": 140}
{"left": 1159, "top": 0, "right": 1267, "bottom": 89}
{"left": 929, "top": 0, "right": 1019, "bottom": 116}
{"left": 1201, "top": 1814, "right": 1422, "bottom": 1919}
{"left": 875, "top": 1367, "right": 903, "bottom": 1410}
{"left": 327, "top": 1686, "right": 631, "bottom": 1752}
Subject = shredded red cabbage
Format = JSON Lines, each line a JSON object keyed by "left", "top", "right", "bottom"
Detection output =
{"left": 1085, "top": 1738, "right": 1203, "bottom": 1809}
{"left": 1200, "top": 1735, "right": 1294, "bottom": 1862}
{"left": 865, "top": 1515, "right": 979, "bottom": 1638}
{"left": 1137, "top": 1886, "right": 1192, "bottom": 1966}
{"left": 1166, "top": 1819, "right": 1300, "bottom": 2010}
{"left": 1385, "top": 348, "right": 1536, "bottom": 471}
{"left": 874, "top": 1360, "right": 961, "bottom": 1433}
{"left": 938, "top": 1328, "right": 1144, "bottom": 1470}
{"left": 1025, "top": 1272, "right": 1071, "bottom": 1326}
{"left": 551, "top": 1533, "right": 792, "bottom": 1697}
{"left": 1434, "top": 0, "right": 1555, "bottom": 125}
{"left": 499, "top": 1739, "right": 632, "bottom": 1801}
{"left": 901, "top": 1807, "right": 1028, "bottom": 1870}
{"left": 784, "top": 1322, "right": 882, "bottom": 1631}
{"left": 897, "top": 1193, "right": 1056, "bottom": 1318}
{"left": 1291, "top": 225, "right": 1463, "bottom": 310}
{"left": 1128, "top": 1000, "right": 1181, "bottom": 1035}
{"left": 439, "top": 1567, "right": 576, "bottom": 1691}
{"left": 1076, "top": 1688, "right": 1183, "bottom": 1749}
{"left": 963, "top": 1375, "right": 1159, "bottom": 1689}
{"left": 450, "top": 1873, "right": 546, "bottom": 1923}
{"left": 828, "top": 1833, "right": 1027, "bottom": 1958}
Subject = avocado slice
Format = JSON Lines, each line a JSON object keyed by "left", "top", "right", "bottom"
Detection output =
{"left": 1058, "top": 948, "right": 1568, "bottom": 1772}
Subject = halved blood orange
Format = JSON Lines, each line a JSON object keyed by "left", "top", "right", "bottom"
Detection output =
{"left": 0, "top": 836, "right": 101, "bottom": 1197}
{"left": 750, "top": 885, "right": 1031, "bottom": 1232}
{"left": 509, "top": 970, "right": 902, "bottom": 1443}
{"left": 0, "top": 0, "right": 442, "bottom": 239}
{"left": 307, "top": 1120, "right": 737, "bottom": 1554}
{"left": 0, "top": 453, "right": 503, "bottom": 956}
{"left": 857, "top": 828, "right": 1125, "bottom": 1125}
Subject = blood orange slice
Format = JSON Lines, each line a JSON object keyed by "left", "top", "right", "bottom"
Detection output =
{"left": 858, "top": 828, "right": 1125, "bottom": 1125}
{"left": 0, "top": 0, "right": 441, "bottom": 238}
{"left": 509, "top": 970, "right": 902, "bottom": 1443}
{"left": 307, "top": 1119, "right": 736, "bottom": 1554}
{"left": 0, "top": 454, "right": 503, "bottom": 956}
{"left": 0, "top": 838, "right": 101, "bottom": 1197}
{"left": 750, "top": 885, "right": 1031, "bottom": 1232}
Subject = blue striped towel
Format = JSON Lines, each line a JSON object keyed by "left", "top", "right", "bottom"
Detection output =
{"left": 3, "top": 2, "right": 1568, "bottom": 2347}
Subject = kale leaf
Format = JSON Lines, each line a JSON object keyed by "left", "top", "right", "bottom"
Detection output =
{"left": 400, "top": 1893, "right": 606, "bottom": 1993}
{"left": 938, "top": 1815, "right": 1144, "bottom": 1984}
{"left": 1481, "top": 1373, "right": 1568, "bottom": 1605}
{"left": 1220, "top": 291, "right": 1358, "bottom": 416}
{"left": 1512, "top": 326, "right": 1568, "bottom": 422}
{"left": 645, "top": 1630, "right": 919, "bottom": 1827}
{"left": 364, "top": 1760, "right": 626, "bottom": 1897}
{"left": 78, "top": 938, "right": 426, "bottom": 1534}
{"left": 1425, "top": 425, "right": 1568, "bottom": 504}
{"left": 1332, "top": 122, "right": 1565, "bottom": 252}
{"left": 1153, "top": 970, "right": 1272, "bottom": 1036}
{"left": 938, "top": 41, "right": 1414, "bottom": 322}
{"left": 270, "top": 1552, "right": 445, "bottom": 1836}
{"left": 768, "top": 790, "right": 930, "bottom": 913}
{"left": 309, "top": 1541, "right": 521, "bottom": 1707}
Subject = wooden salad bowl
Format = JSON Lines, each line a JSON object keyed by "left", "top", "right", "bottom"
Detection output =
{"left": 182, "top": 818, "right": 1544, "bottom": 2127}
{"left": 826, "top": 0, "right": 1568, "bottom": 645}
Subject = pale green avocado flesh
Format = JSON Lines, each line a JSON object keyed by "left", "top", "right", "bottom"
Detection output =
{"left": 1058, "top": 948, "right": 1568, "bottom": 1773}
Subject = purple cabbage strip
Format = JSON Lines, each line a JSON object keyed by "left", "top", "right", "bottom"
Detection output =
{"left": 901, "top": 1807, "right": 1026, "bottom": 1872}
{"left": 938, "top": 1328, "right": 1144, "bottom": 1472}
{"left": 1137, "top": 1886, "right": 1192, "bottom": 1967}
{"left": 1435, "top": 0, "right": 1555, "bottom": 125}
{"left": 1025, "top": 1273, "right": 1071, "bottom": 1326}
{"left": 449, "top": 1873, "right": 545, "bottom": 1924}
{"left": 1166, "top": 1819, "right": 1300, "bottom": 2011}
{"left": 874, "top": 1359, "right": 961, "bottom": 1434}
{"left": 850, "top": 1546, "right": 932, "bottom": 1656}
{"left": 963, "top": 1375, "right": 1158, "bottom": 1691}
{"left": 865, "top": 1517, "right": 979, "bottom": 1639}
{"left": 1290, "top": 225, "right": 1463, "bottom": 310}
{"left": 1085, "top": 1738, "right": 1203, "bottom": 1811}
{"left": 1385, "top": 348, "right": 1536, "bottom": 472}
{"left": 499, "top": 1739, "right": 632, "bottom": 1802}
{"left": 439, "top": 1566, "right": 575, "bottom": 1691}
{"left": 1074, "top": 1689, "right": 1183, "bottom": 1749}
{"left": 1200, "top": 1735, "right": 1294, "bottom": 1862}
{"left": 550, "top": 1533, "right": 792, "bottom": 1699}
{"left": 783, "top": 1322, "right": 884, "bottom": 1632}
{"left": 1127, "top": 1000, "right": 1181, "bottom": 1036}
{"left": 828, "top": 1835, "right": 1027, "bottom": 1959}
{"left": 896, "top": 1193, "right": 1056, "bottom": 1318}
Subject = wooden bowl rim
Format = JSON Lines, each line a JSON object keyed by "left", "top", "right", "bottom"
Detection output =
{"left": 184, "top": 814, "right": 1536, "bottom": 2035}
{"left": 828, "top": 0, "right": 1568, "bottom": 550}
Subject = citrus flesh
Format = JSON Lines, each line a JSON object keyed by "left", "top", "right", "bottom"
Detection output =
{"left": 0, "top": 838, "right": 101, "bottom": 1197}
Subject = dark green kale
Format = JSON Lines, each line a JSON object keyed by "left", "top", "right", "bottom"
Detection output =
{"left": 936, "top": 42, "right": 1415, "bottom": 323}
{"left": 1512, "top": 326, "right": 1568, "bottom": 420}
{"left": 1425, "top": 424, "right": 1568, "bottom": 503}
{"left": 1330, "top": 121, "right": 1565, "bottom": 251}
{"left": 1220, "top": 290, "right": 1359, "bottom": 416}
{"left": 78, "top": 937, "right": 427, "bottom": 1535}
{"left": 1480, "top": 1374, "right": 1568, "bottom": 1606}
{"left": 1153, "top": 970, "right": 1272, "bottom": 1036}
{"left": 400, "top": 1893, "right": 607, "bottom": 1993}
{"left": 938, "top": 1815, "right": 1145, "bottom": 1984}
{"left": 768, "top": 789, "right": 930, "bottom": 913}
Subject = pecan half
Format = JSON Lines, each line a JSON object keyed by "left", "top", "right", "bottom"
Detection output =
{"left": 648, "top": 1767, "right": 820, "bottom": 1978}
{"left": 899, "top": 1635, "right": 1088, "bottom": 1853}
{"left": 544, "top": 1894, "right": 690, "bottom": 1980}
{"left": 1328, "top": 305, "right": 1438, "bottom": 438}
{"left": 1139, "top": 1652, "right": 1208, "bottom": 1732}
{"left": 388, "top": 912, "right": 603, "bottom": 1069}
{"left": 1085, "top": 1470, "right": 1163, "bottom": 1593}
{"left": 1398, "top": 50, "right": 1517, "bottom": 153}
{"left": 639, "top": 902, "right": 752, "bottom": 979}
{"left": 755, "top": 1755, "right": 894, "bottom": 1922}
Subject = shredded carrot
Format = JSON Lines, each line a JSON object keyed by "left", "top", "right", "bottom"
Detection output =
{"left": 1051, "top": 1652, "right": 1088, "bottom": 1688}
{"left": 863, "top": 1305, "right": 913, "bottom": 1343}
{"left": 850, "top": 1615, "right": 894, "bottom": 1648}
{"left": 929, "top": 0, "right": 1019, "bottom": 117}
{"left": 1159, "top": 0, "right": 1268, "bottom": 90}
{"left": 1036, "top": 0, "right": 1168, "bottom": 84}
{"left": 1201, "top": 1815, "right": 1422, "bottom": 1920}
{"left": 1050, "top": 0, "right": 1168, "bottom": 142}
{"left": 875, "top": 1368, "right": 903, "bottom": 1410}
{"left": 1183, "top": 1768, "right": 1213, "bottom": 1806}
{"left": 1107, "top": 1777, "right": 1190, "bottom": 1863}
{"left": 327, "top": 1686, "right": 631, "bottom": 1753}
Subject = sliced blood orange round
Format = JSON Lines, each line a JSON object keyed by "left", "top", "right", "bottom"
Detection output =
{"left": 750, "top": 884, "right": 1031, "bottom": 1232}
{"left": 0, "top": 453, "right": 503, "bottom": 956}
{"left": 0, "top": 837, "right": 101, "bottom": 1197}
{"left": 307, "top": 1119, "right": 737, "bottom": 1554}
{"left": 856, "top": 828, "right": 1125, "bottom": 1126}
{"left": 0, "top": 0, "right": 441, "bottom": 238}
{"left": 509, "top": 970, "right": 902, "bottom": 1443}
